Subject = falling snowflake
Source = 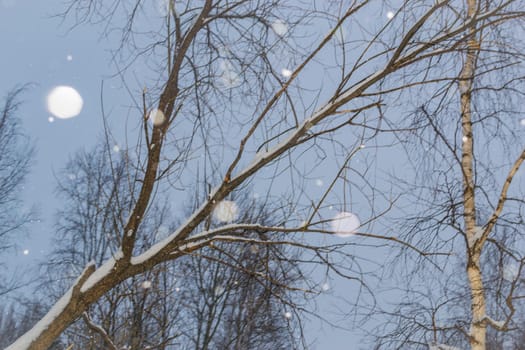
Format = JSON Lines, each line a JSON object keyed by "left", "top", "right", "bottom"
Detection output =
{"left": 213, "top": 200, "right": 239, "bottom": 222}
{"left": 141, "top": 281, "right": 152, "bottom": 289}
{"left": 467, "top": 226, "right": 484, "bottom": 247}
{"left": 112, "top": 145, "right": 120, "bottom": 153}
{"left": 47, "top": 86, "right": 83, "bottom": 119}
{"left": 249, "top": 244, "right": 259, "bottom": 254}
{"left": 214, "top": 286, "right": 225, "bottom": 296}
{"left": 503, "top": 263, "right": 520, "bottom": 282}
{"left": 281, "top": 68, "right": 292, "bottom": 78}
{"left": 386, "top": 11, "right": 395, "bottom": 19}
{"left": 48, "top": 116, "right": 55, "bottom": 123}
{"left": 321, "top": 283, "right": 330, "bottom": 291}
{"left": 315, "top": 179, "right": 324, "bottom": 187}
{"left": 23, "top": 249, "right": 29, "bottom": 255}
{"left": 219, "top": 60, "right": 241, "bottom": 88}
{"left": 271, "top": 19, "right": 288, "bottom": 36}
{"left": 220, "top": 70, "right": 240, "bottom": 88}
{"left": 66, "top": 54, "right": 73, "bottom": 61}
{"left": 284, "top": 311, "right": 292, "bottom": 319}
{"left": 149, "top": 109, "right": 166, "bottom": 126}
{"left": 331, "top": 212, "right": 360, "bottom": 237}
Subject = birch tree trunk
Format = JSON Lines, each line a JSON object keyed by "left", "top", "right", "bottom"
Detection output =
{"left": 459, "top": 0, "right": 486, "bottom": 349}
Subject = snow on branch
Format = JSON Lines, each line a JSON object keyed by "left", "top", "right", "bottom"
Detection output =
{"left": 127, "top": 0, "right": 484, "bottom": 274}
{"left": 80, "top": 251, "right": 123, "bottom": 293}
{"left": 428, "top": 342, "right": 461, "bottom": 350}
{"left": 5, "top": 263, "right": 95, "bottom": 350}
{"left": 482, "top": 315, "right": 506, "bottom": 330}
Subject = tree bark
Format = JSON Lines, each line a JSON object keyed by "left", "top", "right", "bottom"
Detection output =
{"left": 459, "top": 0, "right": 485, "bottom": 349}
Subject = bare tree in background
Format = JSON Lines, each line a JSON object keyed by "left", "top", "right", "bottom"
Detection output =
{"left": 367, "top": 0, "right": 525, "bottom": 349}
{"left": 176, "top": 198, "right": 304, "bottom": 350}
{"left": 7, "top": 0, "right": 525, "bottom": 349}
{"left": 44, "top": 144, "right": 182, "bottom": 349}
{"left": 44, "top": 144, "right": 303, "bottom": 350}
{"left": 0, "top": 302, "right": 52, "bottom": 349}
{"left": 0, "top": 87, "right": 33, "bottom": 296}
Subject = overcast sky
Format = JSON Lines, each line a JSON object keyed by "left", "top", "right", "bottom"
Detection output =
{"left": 1, "top": 0, "right": 107, "bottom": 260}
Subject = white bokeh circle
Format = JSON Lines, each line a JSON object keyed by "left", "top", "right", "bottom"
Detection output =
{"left": 331, "top": 211, "right": 360, "bottom": 237}
{"left": 149, "top": 109, "right": 166, "bottom": 126}
{"left": 213, "top": 200, "right": 239, "bottom": 223}
{"left": 47, "top": 86, "right": 83, "bottom": 119}
{"left": 271, "top": 19, "right": 288, "bottom": 36}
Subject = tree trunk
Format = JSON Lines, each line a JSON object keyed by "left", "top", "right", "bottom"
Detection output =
{"left": 459, "top": 0, "right": 485, "bottom": 349}
{"left": 6, "top": 258, "right": 167, "bottom": 350}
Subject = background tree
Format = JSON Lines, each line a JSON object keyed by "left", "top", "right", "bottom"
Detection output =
{"left": 366, "top": 0, "right": 525, "bottom": 349}
{"left": 0, "top": 301, "right": 52, "bottom": 349}
{"left": 44, "top": 143, "right": 182, "bottom": 349}
{"left": 44, "top": 143, "right": 303, "bottom": 350}
{"left": 0, "top": 87, "right": 33, "bottom": 296}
